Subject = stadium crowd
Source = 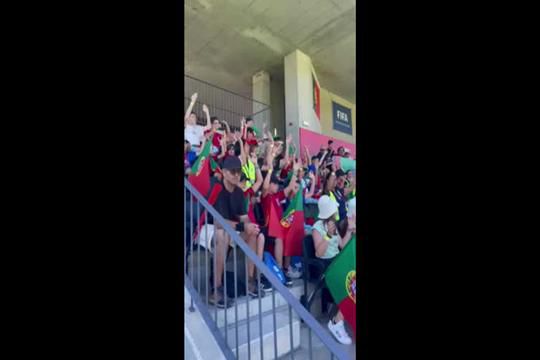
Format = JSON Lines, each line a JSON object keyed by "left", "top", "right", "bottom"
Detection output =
{"left": 184, "top": 92, "right": 356, "bottom": 344}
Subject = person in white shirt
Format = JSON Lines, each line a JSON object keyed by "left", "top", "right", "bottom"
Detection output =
{"left": 184, "top": 93, "right": 211, "bottom": 154}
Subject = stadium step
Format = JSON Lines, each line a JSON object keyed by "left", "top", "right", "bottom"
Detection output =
{"left": 213, "top": 279, "right": 304, "bottom": 328}
{"left": 222, "top": 305, "right": 301, "bottom": 360}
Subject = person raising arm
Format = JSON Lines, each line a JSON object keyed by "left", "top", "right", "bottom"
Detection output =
{"left": 202, "top": 104, "right": 212, "bottom": 132}
{"left": 184, "top": 92, "right": 198, "bottom": 126}
{"left": 304, "top": 171, "right": 317, "bottom": 199}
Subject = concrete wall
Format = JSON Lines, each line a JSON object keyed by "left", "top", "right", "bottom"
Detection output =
{"left": 284, "top": 49, "right": 356, "bottom": 147}
{"left": 270, "top": 75, "right": 286, "bottom": 139}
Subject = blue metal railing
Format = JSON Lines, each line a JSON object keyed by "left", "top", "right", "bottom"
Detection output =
{"left": 184, "top": 180, "right": 351, "bottom": 360}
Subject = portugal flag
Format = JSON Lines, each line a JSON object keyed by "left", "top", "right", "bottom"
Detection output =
{"left": 325, "top": 236, "right": 356, "bottom": 334}
{"left": 193, "top": 180, "right": 222, "bottom": 242}
{"left": 267, "top": 198, "right": 286, "bottom": 240}
{"left": 280, "top": 185, "right": 304, "bottom": 257}
{"left": 313, "top": 73, "right": 320, "bottom": 121}
{"left": 188, "top": 135, "right": 213, "bottom": 198}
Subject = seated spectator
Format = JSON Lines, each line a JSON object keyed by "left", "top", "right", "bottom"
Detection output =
{"left": 312, "top": 195, "right": 355, "bottom": 345}
{"left": 210, "top": 156, "right": 265, "bottom": 307}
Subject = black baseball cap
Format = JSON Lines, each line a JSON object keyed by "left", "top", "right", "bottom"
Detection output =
{"left": 222, "top": 156, "right": 242, "bottom": 170}
{"left": 335, "top": 169, "right": 346, "bottom": 178}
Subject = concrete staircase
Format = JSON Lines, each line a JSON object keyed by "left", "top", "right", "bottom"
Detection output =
{"left": 187, "top": 247, "right": 328, "bottom": 359}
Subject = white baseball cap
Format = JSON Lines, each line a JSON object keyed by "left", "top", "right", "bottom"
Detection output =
{"left": 318, "top": 195, "right": 339, "bottom": 220}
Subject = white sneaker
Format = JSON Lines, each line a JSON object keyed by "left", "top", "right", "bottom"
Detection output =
{"left": 287, "top": 266, "right": 302, "bottom": 279}
{"left": 327, "top": 319, "right": 352, "bottom": 345}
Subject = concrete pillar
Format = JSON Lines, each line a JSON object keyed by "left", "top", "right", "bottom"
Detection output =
{"left": 252, "top": 70, "right": 271, "bottom": 135}
{"left": 284, "top": 50, "right": 322, "bottom": 148}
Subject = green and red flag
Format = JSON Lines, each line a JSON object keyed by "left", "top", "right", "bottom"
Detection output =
{"left": 280, "top": 184, "right": 305, "bottom": 257}
{"left": 325, "top": 236, "right": 357, "bottom": 334}
{"left": 193, "top": 181, "right": 223, "bottom": 242}
{"left": 188, "top": 135, "right": 213, "bottom": 198}
{"left": 267, "top": 197, "right": 286, "bottom": 240}
{"left": 252, "top": 126, "right": 262, "bottom": 138}
{"left": 286, "top": 169, "right": 294, "bottom": 184}
{"left": 210, "top": 157, "right": 220, "bottom": 173}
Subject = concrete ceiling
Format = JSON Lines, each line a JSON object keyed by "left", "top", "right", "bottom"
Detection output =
{"left": 184, "top": 0, "right": 356, "bottom": 102}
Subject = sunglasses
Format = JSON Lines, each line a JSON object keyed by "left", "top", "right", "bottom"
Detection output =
{"left": 227, "top": 168, "right": 242, "bottom": 176}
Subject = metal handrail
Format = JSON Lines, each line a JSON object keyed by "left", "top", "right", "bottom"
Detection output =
{"left": 185, "top": 276, "right": 236, "bottom": 360}
{"left": 185, "top": 74, "right": 270, "bottom": 107}
{"left": 184, "top": 180, "right": 350, "bottom": 360}
{"left": 183, "top": 97, "right": 264, "bottom": 119}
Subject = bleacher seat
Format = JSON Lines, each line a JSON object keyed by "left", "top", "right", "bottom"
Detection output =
{"left": 301, "top": 235, "right": 331, "bottom": 313}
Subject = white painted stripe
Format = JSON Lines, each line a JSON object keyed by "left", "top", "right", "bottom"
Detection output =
{"left": 185, "top": 325, "right": 203, "bottom": 360}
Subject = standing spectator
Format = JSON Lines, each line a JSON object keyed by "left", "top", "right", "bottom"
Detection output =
{"left": 217, "top": 139, "right": 237, "bottom": 167}
{"left": 238, "top": 166, "right": 272, "bottom": 292}
{"left": 203, "top": 116, "right": 225, "bottom": 160}
{"left": 240, "top": 120, "right": 259, "bottom": 189}
{"left": 334, "top": 169, "right": 351, "bottom": 221}
{"left": 322, "top": 171, "right": 341, "bottom": 221}
{"left": 243, "top": 117, "right": 262, "bottom": 140}
{"left": 308, "top": 156, "right": 320, "bottom": 174}
{"left": 184, "top": 93, "right": 211, "bottom": 154}
{"left": 261, "top": 157, "right": 301, "bottom": 286}
{"left": 184, "top": 140, "right": 197, "bottom": 176}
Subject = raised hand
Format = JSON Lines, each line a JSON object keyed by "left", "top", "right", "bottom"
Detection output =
{"left": 245, "top": 222, "right": 260, "bottom": 236}
{"left": 191, "top": 93, "right": 198, "bottom": 102}
{"left": 292, "top": 158, "right": 301, "bottom": 171}
{"left": 286, "top": 134, "right": 292, "bottom": 144}
{"left": 347, "top": 221, "right": 356, "bottom": 233}
{"left": 326, "top": 220, "right": 337, "bottom": 236}
{"left": 202, "top": 104, "right": 209, "bottom": 113}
